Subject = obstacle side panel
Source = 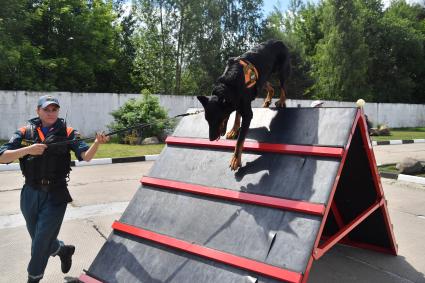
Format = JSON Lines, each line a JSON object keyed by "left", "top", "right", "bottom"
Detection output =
{"left": 327, "top": 125, "right": 393, "bottom": 250}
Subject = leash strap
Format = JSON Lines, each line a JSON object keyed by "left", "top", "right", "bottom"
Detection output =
{"left": 22, "top": 110, "right": 204, "bottom": 147}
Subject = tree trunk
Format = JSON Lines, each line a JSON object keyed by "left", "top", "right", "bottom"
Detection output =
{"left": 174, "top": 4, "right": 185, "bottom": 96}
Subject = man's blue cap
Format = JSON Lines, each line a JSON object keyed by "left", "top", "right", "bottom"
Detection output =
{"left": 38, "top": 95, "right": 60, "bottom": 109}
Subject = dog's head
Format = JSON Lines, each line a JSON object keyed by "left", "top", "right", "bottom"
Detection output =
{"left": 197, "top": 86, "right": 233, "bottom": 141}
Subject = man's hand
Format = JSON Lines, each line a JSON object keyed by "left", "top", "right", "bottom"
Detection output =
{"left": 81, "top": 132, "right": 109, "bottom": 162}
{"left": 94, "top": 132, "right": 110, "bottom": 144}
{"left": 26, "top": 143, "right": 47, "bottom": 156}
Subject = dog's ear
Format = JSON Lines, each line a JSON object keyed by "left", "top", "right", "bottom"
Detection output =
{"left": 197, "top": 96, "right": 209, "bottom": 107}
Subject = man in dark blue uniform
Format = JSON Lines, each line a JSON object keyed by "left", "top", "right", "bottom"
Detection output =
{"left": 0, "top": 95, "right": 109, "bottom": 283}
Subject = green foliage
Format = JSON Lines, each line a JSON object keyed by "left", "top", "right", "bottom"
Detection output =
{"left": 131, "top": 0, "right": 263, "bottom": 96}
{"left": 260, "top": 3, "right": 319, "bottom": 99}
{"left": 1, "top": 0, "right": 424, "bottom": 104}
{"left": 0, "top": 0, "right": 134, "bottom": 92}
{"left": 0, "top": 0, "right": 40, "bottom": 89}
{"left": 374, "top": 1, "right": 425, "bottom": 103}
{"left": 259, "top": 0, "right": 425, "bottom": 103}
{"left": 311, "top": 0, "right": 371, "bottom": 101}
{"left": 109, "top": 90, "right": 172, "bottom": 143}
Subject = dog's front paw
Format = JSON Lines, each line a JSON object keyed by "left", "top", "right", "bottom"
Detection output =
{"left": 229, "top": 155, "right": 242, "bottom": 171}
{"left": 262, "top": 101, "right": 271, "bottom": 108}
{"left": 226, "top": 129, "right": 239, "bottom": 139}
{"left": 275, "top": 100, "right": 287, "bottom": 108}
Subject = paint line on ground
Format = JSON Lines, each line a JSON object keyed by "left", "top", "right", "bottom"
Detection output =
{"left": 75, "top": 158, "right": 113, "bottom": 167}
{"left": 0, "top": 201, "right": 128, "bottom": 229}
{"left": 0, "top": 163, "right": 20, "bottom": 171}
{"left": 397, "top": 174, "right": 425, "bottom": 185}
{"left": 145, "top": 155, "right": 158, "bottom": 161}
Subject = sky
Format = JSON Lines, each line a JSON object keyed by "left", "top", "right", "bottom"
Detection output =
{"left": 263, "top": 0, "right": 285, "bottom": 14}
{"left": 262, "top": 0, "right": 424, "bottom": 16}
{"left": 122, "top": 1, "right": 424, "bottom": 19}
{"left": 262, "top": 0, "right": 316, "bottom": 15}
{"left": 263, "top": 0, "right": 289, "bottom": 15}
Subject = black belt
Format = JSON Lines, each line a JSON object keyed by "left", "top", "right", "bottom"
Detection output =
{"left": 25, "top": 178, "right": 66, "bottom": 192}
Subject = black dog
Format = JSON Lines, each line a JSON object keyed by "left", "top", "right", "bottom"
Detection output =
{"left": 197, "top": 39, "right": 291, "bottom": 170}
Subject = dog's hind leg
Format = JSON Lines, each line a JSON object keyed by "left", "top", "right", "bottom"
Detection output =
{"left": 262, "top": 82, "right": 274, "bottom": 108}
{"left": 275, "top": 86, "right": 287, "bottom": 108}
{"left": 226, "top": 112, "right": 241, "bottom": 139}
{"left": 275, "top": 55, "right": 290, "bottom": 108}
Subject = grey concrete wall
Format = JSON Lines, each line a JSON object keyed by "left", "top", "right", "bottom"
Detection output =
{"left": 0, "top": 90, "right": 424, "bottom": 139}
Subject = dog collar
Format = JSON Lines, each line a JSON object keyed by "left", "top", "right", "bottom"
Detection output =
{"left": 239, "top": 59, "right": 258, "bottom": 89}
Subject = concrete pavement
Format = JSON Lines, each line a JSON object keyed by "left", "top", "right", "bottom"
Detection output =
{"left": 373, "top": 143, "right": 425, "bottom": 165}
{"left": 0, "top": 144, "right": 424, "bottom": 283}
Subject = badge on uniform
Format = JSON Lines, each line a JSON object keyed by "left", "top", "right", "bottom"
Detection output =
{"left": 74, "top": 130, "right": 82, "bottom": 139}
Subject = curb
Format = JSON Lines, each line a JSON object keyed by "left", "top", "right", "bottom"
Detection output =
{"left": 372, "top": 139, "right": 425, "bottom": 146}
{"left": 0, "top": 155, "right": 159, "bottom": 172}
{"left": 379, "top": 165, "right": 425, "bottom": 186}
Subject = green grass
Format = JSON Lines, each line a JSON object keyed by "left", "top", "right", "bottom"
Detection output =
{"left": 0, "top": 139, "right": 165, "bottom": 162}
{"left": 378, "top": 164, "right": 399, "bottom": 173}
{"left": 371, "top": 127, "right": 425, "bottom": 141}
{"left": 81, "top": 142, "right": 165, "bottom": 160}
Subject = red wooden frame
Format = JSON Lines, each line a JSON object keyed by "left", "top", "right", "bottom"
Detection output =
{"left": 83, "top": 109, "right": 398, "bottom": 283}
{"left": 358, "top": 113, "right": 398, "bottom": 255}
{"left": 165, "top": 136, "right": 344, "bottom": 158}
{"left": 79, "top": 274, "right": 103, "bottom": 283}
{"left": 302, "top": 110, "right": 398, "bottom": 283}
{"left": 330, "top": 202, "right": 345, "bottom": 229}
{"left": 141, "top": 176, "right": 325, "bottom": 216}
{"left": 112, "top": 221, "right": 303, "bottom": 283}
{"left": 314, "top": 199, "right": 384, "bottom": 259}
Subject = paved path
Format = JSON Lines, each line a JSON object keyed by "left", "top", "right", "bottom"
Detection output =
{"left": 373, "top": 143, "right": 425, "bottom": 165}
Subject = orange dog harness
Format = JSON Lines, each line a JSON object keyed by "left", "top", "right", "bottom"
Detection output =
{"left": 239, "top": 59, "right": 259, "bottom": 88}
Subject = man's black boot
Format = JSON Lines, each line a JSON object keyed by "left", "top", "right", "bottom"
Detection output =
{"left": 58, "top": 245, "right": 75, "bottom": 273}
{"left": 27, "top": 277, "right": 41, "bottom": 283}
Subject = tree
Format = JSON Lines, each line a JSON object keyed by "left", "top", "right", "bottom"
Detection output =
{"left": 311, "top": 0, "right": 370, "bottom": 101}
{"left": 0, "top": 0, "right": 41, "bottom": 90}
{"left": 131, "top": 0, "right": 176, "bottom": 94}
{"left": 259, "top": 2, "right": 322, "bottom": 99}
{"left": 0, "top": 0, "right": 128, "bottom": 92}
{"left": 130, "top": 0, "right": 263, "bottom": 96}
{"left": 375, "top": 1, "right": 425, "bottom": 102}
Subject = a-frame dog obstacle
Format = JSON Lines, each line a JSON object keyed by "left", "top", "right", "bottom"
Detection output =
{"left": 80, "top": 107, "right": 397, "bottom": 283}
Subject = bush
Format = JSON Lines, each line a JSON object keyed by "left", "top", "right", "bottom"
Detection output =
{"left": 109, "top": 90, "right": 173, "bottom": 144}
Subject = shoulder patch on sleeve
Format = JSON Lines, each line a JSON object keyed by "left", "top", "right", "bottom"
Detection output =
{"left": 19, "top": 127, "right": 26, "bottom": 135}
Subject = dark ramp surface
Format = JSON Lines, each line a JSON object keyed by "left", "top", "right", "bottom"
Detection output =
{"left": 121, "top": 187, "right": 321, "bottom": 272}
{"left": 90, "top": 231, "right": 284, "bottom": 283}
{"left": 173, "top": 107, "right": 357, "bottom": 147}
{"left": 149, "top": 148, "right": 340, "bottom": 204}
{"left": 87, "top": 108, "right": 361, "bottom": 283}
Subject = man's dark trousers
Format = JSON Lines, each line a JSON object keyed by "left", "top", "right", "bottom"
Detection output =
{"left": 20, "top": 184, "right": 67, "bottom": 280}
